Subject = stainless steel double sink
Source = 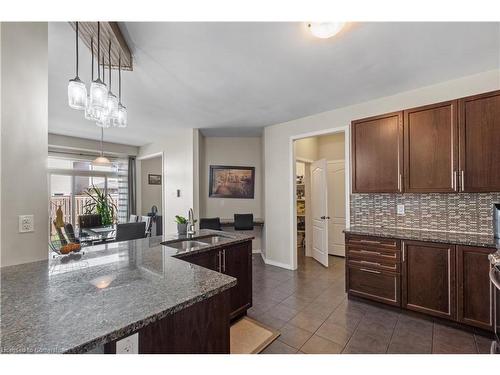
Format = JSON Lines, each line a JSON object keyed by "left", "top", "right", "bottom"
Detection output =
{"left": 166, "top": 235, "right": 227, "bottom": 251}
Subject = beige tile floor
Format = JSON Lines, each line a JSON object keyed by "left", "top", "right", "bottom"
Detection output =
{"left": 249, "top": 251, "right": 493, "bottom": 354}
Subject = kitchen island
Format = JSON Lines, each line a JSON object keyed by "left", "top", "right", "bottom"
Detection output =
{"left": 1, "top": 230, "right": 253, "bottom": 354}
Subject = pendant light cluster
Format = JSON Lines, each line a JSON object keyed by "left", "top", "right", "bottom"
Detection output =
{"left": 67, "top": 22, "right": 128, "bottom": 128}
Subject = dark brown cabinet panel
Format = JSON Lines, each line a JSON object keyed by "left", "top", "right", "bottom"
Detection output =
{"left": 182, "top": 249, "right": 220, "bottom": 272}
{"left": 402, "top": 241, "right": 456, "bottom": 320}
{"left": 347, "top": 266, "right": 401, "bottom": 306}
{"left": 223, "top": 241, "right": 253, "bottom": 320}
{"left": 457, "top": 245, "right": 495, "bottom": 331}
{"left": 351, "top": 112, "right": 403, "bottom": 193}
{"left": 459, "top": 90, "right": 500, "bottom": 192}
{"left": 404, "top": 101, "right": 458, "bottom": 192}
{"left": 181, "top": 240, "right": 252, "bottom": 320}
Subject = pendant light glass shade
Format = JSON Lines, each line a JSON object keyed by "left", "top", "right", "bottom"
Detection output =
{"left": 106, "top": 92, "right": 119, "bottom": 121}
{"left": 68, "top": 22, "right": 87, "bottom": 110}
{"left": 115, "top": 103, "right": 127, "bottom": 128}
{"left": 68, "top": 77, "right": 87, "bottom": 110}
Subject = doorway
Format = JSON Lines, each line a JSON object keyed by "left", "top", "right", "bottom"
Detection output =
{"left": 137, "top": 153, "right": 164, "bottom": 236}
{"left": 292, "top": 129, "right": 348, "bottom": 269}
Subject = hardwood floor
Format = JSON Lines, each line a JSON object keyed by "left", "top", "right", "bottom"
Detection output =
{"left": 249, "top": 251, "right": 492, "bottom": 354}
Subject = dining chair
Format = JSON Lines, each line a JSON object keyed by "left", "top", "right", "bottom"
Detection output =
{"left": 129, "top": 214, "right": 138, "bottom": 223}
{"left": 234, "top": 214, "right": 254, "bottom": 231}
{"left": 140, "top": 216, "right": 152, "bottom": 236}
{"left": 199, "top": 217, "right": 222, "bottom": 231}
{"left": 115, "top": 222, "right": 146, "bottom": 242}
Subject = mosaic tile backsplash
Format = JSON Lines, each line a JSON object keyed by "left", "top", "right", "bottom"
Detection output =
{"left": 350, "top": 193, "right": 500, "bottom": 235}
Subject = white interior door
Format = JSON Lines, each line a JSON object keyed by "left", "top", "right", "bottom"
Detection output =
{"left": 311, "top": 159, "right": 328, "bottom": 267}
{"left": 327, "top": 160, "right": 346, "bottom": 257}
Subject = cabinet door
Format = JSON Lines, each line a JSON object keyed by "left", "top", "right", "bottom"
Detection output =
{"left": 459, "top": 90, "right": 500, "bottom": 192}
{"left": 223, "top": 241, "right": 252, "bottom": 319}
{"left": 404, "top": 101, "right": 458, "bottom": 192}
{"left": 351, "top": 112, "right": 403, "bottom": 193}
{"left": 183, "top": 249, "right": 220, "bottom": 272}
{"left": 457, "top": 246, "right": 495, "bottom": 331}
{"left": 402, "top": 241, "right": 456, "bottom": 320}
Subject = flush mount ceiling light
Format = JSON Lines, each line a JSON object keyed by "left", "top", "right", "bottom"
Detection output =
{"left": 67, "top": 22, "right": 87, "bottom": 110}
{"left": 307, "top": 22, "right": 346, "bottom": 39}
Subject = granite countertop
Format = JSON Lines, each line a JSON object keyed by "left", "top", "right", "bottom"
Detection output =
{"left": 0, "top": 230, "right": 253, "bottom": 354}
{"left": 344, "top": 225, "right": 500, "bottom": 248}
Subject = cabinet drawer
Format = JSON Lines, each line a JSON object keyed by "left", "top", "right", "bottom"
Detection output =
{"left": 346, "top": 235, "right": 400, "bottom": 250}
{"left": 347, "top": 266, "right": 401, "bottom": 307}
{"left": 347, "top": 246, "right": 401, "bottom": 263}
{"left": 348, "top": 258, "right": 400, "bottom": 273}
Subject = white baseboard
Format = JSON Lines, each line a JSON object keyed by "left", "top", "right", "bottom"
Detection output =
{"left": 252, "top": 249, "right": 261, "bottom": 254}
{"left": 259, "top": 252, "right": 295, "bottom": 270}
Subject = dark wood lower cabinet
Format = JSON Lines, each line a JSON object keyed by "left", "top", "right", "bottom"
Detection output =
{"left": 347, "top": 266, "right": 401, "bottom": 306}
{"left": 104, "top": 290, "right": 230, "bottom": 354}
{"left": 402, "top": 241, "right": 456, "bottom": 320}
{"left": 223, "top": 242, "right": 253, "bottom": 320}
{"left": 181, "top": 240, "right": 252, "bottom": 320}
{"left": 457, "top": 245, "right": 495, "bottom": 331}
{"left": 346, "top": 234, "right": 495, "bottom": 332}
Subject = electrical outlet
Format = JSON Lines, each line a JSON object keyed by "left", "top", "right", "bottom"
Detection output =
{"left": 397, "top": 204, "right": 405, "bottom": 216}
{"left": 116, "top": 333, "right": 138, "bottom": 354}
{"left": 19, "top": 215, "right": 34, "bottom": 233}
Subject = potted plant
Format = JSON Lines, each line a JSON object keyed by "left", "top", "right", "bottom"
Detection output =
{"left": 175, "top": 215, "right": 188, "bottom": 235}
{"left": 83, "top": 185, "right": 117, "bottom": 226}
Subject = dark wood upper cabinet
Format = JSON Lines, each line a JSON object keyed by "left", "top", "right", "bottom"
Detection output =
{"left": 456, "top": 245, "right": 495, "bottom": 331}
{"left": 351, "top": 112, "right": 403, "bottom": 193}
{"left": 404, "top": 101, "right": 458, "bottom": 192}
{"left": 459, "top": 90, "right": 500, "bottom": 192}
{"left": 402, "top": 241, "right": 456, "bottom": 320}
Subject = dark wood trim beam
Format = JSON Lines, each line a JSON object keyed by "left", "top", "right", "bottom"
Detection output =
{"left": 68, "top": 22, "right": 133, "bottom": 71}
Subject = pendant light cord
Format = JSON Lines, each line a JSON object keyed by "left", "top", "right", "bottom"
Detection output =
{"left": 108, "top": 40, "right": 112, "bottom": 91}
{"left": 97, "top": 22, "right": 101, "bottom": 80}
{"left": 90, "top": 37, "right": 94, "bottom": 81}
{"left": 100, "top": 128, "right": 104, "bottom": 157}
{"left": 118, "top": 55, "right": 121, "bottom": 101}
{"left": 75, "top": 22, "right": 79, "bottom": 78}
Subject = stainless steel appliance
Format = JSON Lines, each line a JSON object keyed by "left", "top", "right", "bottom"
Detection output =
{"left": 489, "top": 250, "right": 500, "bottom": 354}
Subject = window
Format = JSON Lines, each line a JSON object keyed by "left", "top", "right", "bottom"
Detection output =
{"left": 48, "top": 156, "right": 129, "bottom": 236}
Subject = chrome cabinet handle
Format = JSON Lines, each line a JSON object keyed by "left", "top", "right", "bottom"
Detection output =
{"left": 398, "top": 173, "right": 402, "bottom": 192}
{"left": 359, "top": 239, "right": 381, "bottom": 244}
{"left": 217, "top": 251, "right": 222, "bottom": 272}
{"left": 460, "top": 170, "right": 465, "bottom": 192}
{"left": 453, "top": 171, "right": 458, "bottom": 191}
{"left": 359, "top": 260, "right": 381, "bottom": 266}
{"left": 360, "top": 268, "right": 381, "bottom": 274}
{"left": 402, "top": 241, "right": 405, "bottom": 262}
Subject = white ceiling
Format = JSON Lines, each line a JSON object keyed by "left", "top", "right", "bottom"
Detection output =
{"left": 49, "top": 22, "right": 500, "bottom": 146}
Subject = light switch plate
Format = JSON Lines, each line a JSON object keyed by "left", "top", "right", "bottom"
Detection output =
{"left": 397, "top": 204, "right": 405, "bottom": 215}
{"left": 116, "top": 333, "right": 138, "bottom": 354}
{"left": 19, "top": 215, "right": 34, "bottom": 233}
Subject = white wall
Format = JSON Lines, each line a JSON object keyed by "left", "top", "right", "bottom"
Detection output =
{"left": 318, "top": 133, "right": 345, "bottom": 161}
{"left": 294, "top": 137, "right": 318, "bottom": 161}
{"left": 200, "top": 136, "right": 263, "bottom": 219}
{"left": 264, "top": 69, "right": 500, "bottom": 270}
{"left": 1, "top": 23, "right": 49, "bottom": 267}
{"left": 137, "top": 128, "right": 195, "bottom": 235}
{"left": 48, "top": 133, "right": 139, "bottom": 157}
{"left": 140, "top": 156, "right": 163, "bottom": 215}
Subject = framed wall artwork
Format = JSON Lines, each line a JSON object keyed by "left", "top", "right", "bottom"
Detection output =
{"left": 209, "top": 165, "right": 255, "bottom": 199}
